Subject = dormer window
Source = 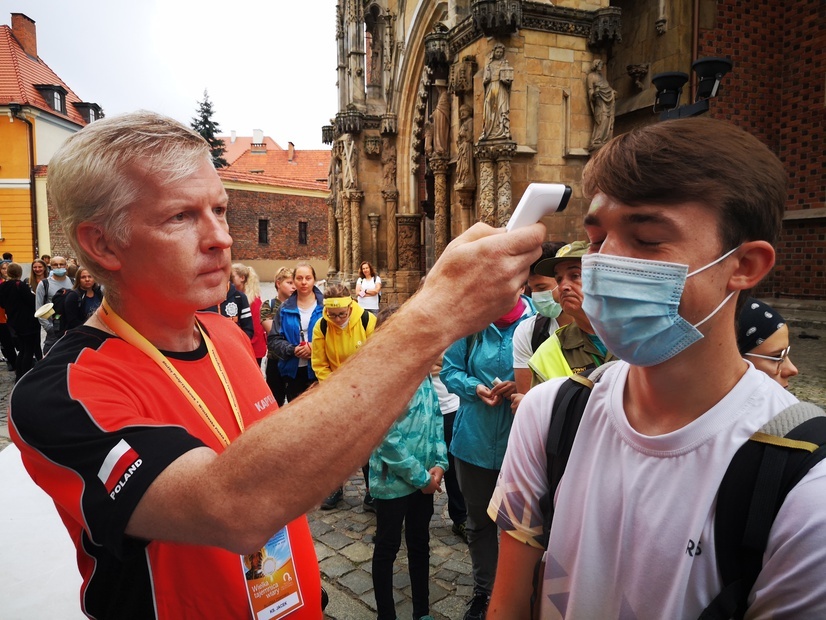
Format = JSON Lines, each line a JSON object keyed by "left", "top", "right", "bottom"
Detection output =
{"left": 73, "top": 102, "right": 104, "bottom": 124}
{"left": 34, "top": 84, "right": 68, "bottom": 114}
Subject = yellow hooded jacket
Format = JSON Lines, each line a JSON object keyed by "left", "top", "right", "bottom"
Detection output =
{"left": 311, "top": 302, "right": 377, "bottom": 381}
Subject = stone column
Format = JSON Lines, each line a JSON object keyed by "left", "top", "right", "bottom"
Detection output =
{"left": 430, "top": 155, "right": 450, "bottom": 259}
{"left": 368, "top": 212, "right": 381, "bottom": 269}
{"left": 382, "top": 189, "right": 399, "bottom": 274}
{"left": 476, "top": 152, "right": 496, "bottom": 227}
{"left": 349, "top": 190, "right": 364, "bottom": 280}
{"left": 326, "top": 197, "right": 338, "bottom": 278}
{"left": 341, "top": 196, "right": 352, "bottom": 279}
{"left": 455, "top": 189, "right": 475, "bottom": 233}
{"left": 496, "top": 153, "right": 513, "bottom": 228}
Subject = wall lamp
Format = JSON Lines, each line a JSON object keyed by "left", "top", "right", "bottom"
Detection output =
{"left": 652, "top": 57, "right": 733, "bottom": 120}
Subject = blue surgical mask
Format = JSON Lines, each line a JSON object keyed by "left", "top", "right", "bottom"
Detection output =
{"left": 581, "top": 247, "right": 739, "bottom": 367}
{"left": 51, "top": 268, "right": 67, "bottom": 277}
{"left": 532, "top": 289, "right": 562, "bottom": 319}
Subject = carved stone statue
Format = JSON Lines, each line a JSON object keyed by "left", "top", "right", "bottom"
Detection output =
{"left": 423, "top": 120, "right": 434, "bottom": 159}
{"left": 480, "top": 43, "right": 513, "bottom": 141}
{"left": 342, "top": 133, "right": 359, "bottom": 189}
{"left": 381, "top": 136, "right": 396, "bottom": 191}
{"left": 587, "top": 59, "right": 617, "bottom": 152}
{"left": 431, "top": 86, "right": 450, "bottom": 156}
{"left": 455, "top": 104, "right": 476, "bottom": 190}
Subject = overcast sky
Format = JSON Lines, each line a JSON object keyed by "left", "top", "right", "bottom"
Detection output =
{"left": 9, "top": 1, "right": 337, "bottom": 150}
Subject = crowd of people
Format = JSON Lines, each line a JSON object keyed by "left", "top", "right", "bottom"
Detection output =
{"left": 6, "top": 110, "right": 822, "bottom": 620}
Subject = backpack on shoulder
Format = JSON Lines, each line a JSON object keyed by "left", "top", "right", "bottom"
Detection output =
{"left": 536, "top": 365, "right": 826, "bottom": 620}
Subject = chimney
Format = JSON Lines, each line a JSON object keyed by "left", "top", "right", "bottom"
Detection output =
{"left": 252, "top": 129, "right": 264, "bottom": 145}
{"left": 230, "top": 130, "right": 237, "bottom": 144}
{"left": 288, "top": 142, "right": 295, "bottom": 162}
{"left": 11, "top": 13, "right": 37, "bottom": 58}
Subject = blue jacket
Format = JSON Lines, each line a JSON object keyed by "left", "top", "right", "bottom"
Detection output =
{"left": 440, "top": 296, "right": 534, "bottom": 470}
{"left": 369, "top": 376, "right": 448, "bottom": 500}
{"left": 268, "top": 287, "right": 324, "bottom": 380}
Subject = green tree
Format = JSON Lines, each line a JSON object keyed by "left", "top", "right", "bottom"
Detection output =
{"left": 191, "top": 89, "right": 228, "bottom": 168}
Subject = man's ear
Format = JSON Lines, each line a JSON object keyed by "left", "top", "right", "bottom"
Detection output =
{"left": 728, "top": 240, "right": 775, "bottom": 291}
{"left": 75, "top": 222, "right": 123, "bottom": 272}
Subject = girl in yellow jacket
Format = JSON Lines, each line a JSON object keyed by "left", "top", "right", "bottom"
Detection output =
{"left": 311, "top": 284, "right": 377, "bottom": 381}
{"left": 312, "top": 283, "right": 378, "bottom": 510}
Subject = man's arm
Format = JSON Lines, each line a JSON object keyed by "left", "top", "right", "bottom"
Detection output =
{"left": 488, "top": 533, "right": 544, "bottom": 619}
{"left": 126, "top": 223, "right": 545, "bottom": 553}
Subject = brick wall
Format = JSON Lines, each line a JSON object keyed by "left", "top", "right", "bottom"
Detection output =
{"left": 699, "top": 0, "right": 825, "bottom": 299}
{"left": 226, "top": 188, "right": 327, "bottom": 262}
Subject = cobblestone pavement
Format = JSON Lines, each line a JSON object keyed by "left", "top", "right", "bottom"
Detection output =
{"left": 0, "top": 305, "right": 823, "bottom": 619}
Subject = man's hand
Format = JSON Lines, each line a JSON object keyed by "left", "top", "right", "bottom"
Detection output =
{"left": 412, "top": 223, "right": 545, "bottom": 349}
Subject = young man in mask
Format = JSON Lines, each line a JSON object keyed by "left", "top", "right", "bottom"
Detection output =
{"left": 486, "top": 117, "right": 826, "bottom": 617}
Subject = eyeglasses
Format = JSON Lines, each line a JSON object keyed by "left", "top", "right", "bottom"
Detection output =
{"left": 327, "top": 310, "right": 350, "bottom": 320}
{"left": 745, "top": 345, "right": 791, "bottom": 374}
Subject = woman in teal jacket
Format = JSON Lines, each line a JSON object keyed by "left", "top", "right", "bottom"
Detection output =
{"left": 440, "top": 294, "right": 534, "bottom": 620}
{"left": 370, "top": 312, "right": 448, "bottom": 620}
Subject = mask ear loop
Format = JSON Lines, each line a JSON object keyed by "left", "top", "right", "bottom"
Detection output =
{"left": 689, "top": 245, "right": 741, "bottom": 328}
{"left": 694, "top": 290, "right": 737, "bottom": 328}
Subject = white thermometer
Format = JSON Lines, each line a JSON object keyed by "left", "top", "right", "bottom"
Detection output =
{"left": 506, "top": 183, "right": 572, "bottom": 231}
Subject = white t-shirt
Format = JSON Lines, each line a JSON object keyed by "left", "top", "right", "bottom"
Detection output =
{"left": 297, "top": 302, "right": 316, "bottom": 368}
{"left": 512, "top": 314, "right": 560, "bottom": 369}
{"left": 489, "top": 361, "right": 826, "bottom": 619}
{"left": 431, "top": 371, "right": 460, "bottom": 415}
{"left": 357, "top": 276, "right": 381, "bottom": 311}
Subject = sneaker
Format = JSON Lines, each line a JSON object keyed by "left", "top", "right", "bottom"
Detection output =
{"left": 320, "top": 488, "right": 343, "bottom": 510}
{"left": 463, "top": 591, "right": 490, "bottom": 620}
{"left": 362, "top": 492, "right": 376, "bottom": 513}
{"left": 452, "top": 521, "right": 468, "bottom": 543}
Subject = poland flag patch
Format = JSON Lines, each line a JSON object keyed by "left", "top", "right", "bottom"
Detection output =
{"left": 98, "top": 439, "right": 141, "bottom": 495}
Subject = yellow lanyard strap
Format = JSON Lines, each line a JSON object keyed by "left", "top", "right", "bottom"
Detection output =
{"left": 98, "top": 299, "right": 244, "bottom": 447}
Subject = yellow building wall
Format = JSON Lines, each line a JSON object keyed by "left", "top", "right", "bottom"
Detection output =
{"left": 0, "top": 116, "right": 35, "bottom": 261}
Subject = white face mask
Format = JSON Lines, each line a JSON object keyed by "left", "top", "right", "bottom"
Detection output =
{"left": 581, "top": 246, "right": 739, "bottom": 367}
{"left": 531, "top": 288, "right": 562, "bottom": 319}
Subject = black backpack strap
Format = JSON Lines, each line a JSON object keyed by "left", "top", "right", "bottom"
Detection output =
{"left": 531, "top": 315, "right": 552, "bottom": 353}
{"left": 361, "top": 310, "right": 370, "bottom": 330}
{"left": 319, "top": 317, "right": 327, "bottom": 337}
{"left": 700, "top": 403, "right": 826, "bottom": 620}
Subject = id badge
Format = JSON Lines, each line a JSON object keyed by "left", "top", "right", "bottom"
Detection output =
{"left": 242, "top": 527, "right": 304, "bottom": 619}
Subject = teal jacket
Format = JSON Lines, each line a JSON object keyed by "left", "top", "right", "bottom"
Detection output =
{"left": 369, "top": 376, "right": 448, "bottom": 500}
{"left": 440, "top": 297, "right": 534, "bottom": 470}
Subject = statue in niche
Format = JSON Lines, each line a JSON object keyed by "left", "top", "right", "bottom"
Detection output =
{"left": 480, "top": 43, "right": 513, "bottom": 141}
{"left": 586, "top": 59, "right": 617, "bottom": 152}
{"left": 381, "top": 136, "right": 396, "bottom": 191}
{"left": 455, "top": 104, "right": 476, "bottom": 190}
{"left": 341, "top": 134, "right": 359, "bottom": 190}
{"left": 423, "top": 120, "right": 434, "bottom": 159}
{"left": 431, "top": 86, "right": 450, "bottom": 156}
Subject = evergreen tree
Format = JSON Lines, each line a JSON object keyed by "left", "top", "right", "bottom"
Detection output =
{"left": 191, "top": 89, "right": 228, "bottom": 168}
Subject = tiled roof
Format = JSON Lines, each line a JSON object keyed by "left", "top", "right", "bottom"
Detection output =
{"left": 0, "top": 24, "right": 88, "bottom": 126}
{"left": 219, "top": 135, "right": 331, "bottom": 191}
{"left": 217, "top": 168, "right": 328, "bottom": 193}
{"left": 220, "top": 135, "right": 282, "bottom": 165}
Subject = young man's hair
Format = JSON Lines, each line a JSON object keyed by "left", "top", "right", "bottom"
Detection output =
{"left": 6, "top": 262, "right": 23, "bottom": 280}
{"left": 582, "top": 117, "right": 787, "bottom": 250}
{"left": 274, "top": 267, "right": 294, "bottom": 286}
{"left": 47, "top": 111, "right": 211, "bottom": 291}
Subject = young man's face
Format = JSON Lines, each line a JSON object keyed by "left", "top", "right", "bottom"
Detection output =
{"left": 110, "top": 157, "right": 232, "bottom": 314}
{"left": 582, "top": 192, "right": 732, "bottom": 327}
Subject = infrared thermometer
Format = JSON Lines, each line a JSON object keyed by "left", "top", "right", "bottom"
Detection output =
{"left": 506, "top": 183, "right": 572, "bottom": 231}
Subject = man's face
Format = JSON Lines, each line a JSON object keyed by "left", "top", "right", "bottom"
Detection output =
{"left": 109, "top": 157, "right": 231, "bottom": 314}
{"left": 553, "top": 261, "right": 583, "bottom": 315}
{"left": 582, "top": 192, "right": 731, "bottom": 326}
{"left": 527, "top": 273, "right": 557, "bottom": 294}
{"left": 50, "top": 257, "right": 67, "bottom": 275}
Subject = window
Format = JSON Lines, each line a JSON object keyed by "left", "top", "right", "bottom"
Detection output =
{"left": 258, "top": 219, "right": 269, "bottom": 244}
{"left": 53, "top": 91, "right": 62, "bottom": 111}
{"left": 298, "top": 221, "right": 308, "bottom": 245}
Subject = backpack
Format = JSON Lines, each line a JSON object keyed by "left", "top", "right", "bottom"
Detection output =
{"left": 530, "top": 315, "right": 553, "bottom": 353}
{"left": 41, "top": 279, "right": 72, "bottom": 337}
{"left": 318, "top": 309, "right": 371, "bottom": 337}
{"left": 536, "top": 367, "right": 826, "bottom": 620}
